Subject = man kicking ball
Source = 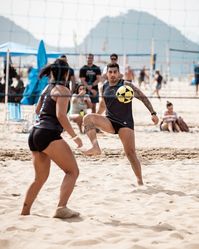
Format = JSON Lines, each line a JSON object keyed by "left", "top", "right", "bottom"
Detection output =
{"left": 83, "top": 63, "right": 159, "bottom": 185}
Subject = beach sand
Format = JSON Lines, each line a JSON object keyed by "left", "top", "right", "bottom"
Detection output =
{"left": 0, "top": 80, "right": 199, "bottom": 249}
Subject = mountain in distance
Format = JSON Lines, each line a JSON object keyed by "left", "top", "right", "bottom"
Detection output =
{"left": 0, "top": 15, "right": 76, "bottom": 70}
{"left": 0, "top": 16, "right": 72, "bottom": 52}
{"left": 0, "top": 16, "right": 39, "bottom": 48}
{"left": 77, "top": 10, "right": 199, "bottom": 75}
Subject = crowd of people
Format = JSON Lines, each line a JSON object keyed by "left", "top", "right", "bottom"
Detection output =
{"left": 1, "top": 54, "right": 199, "bottom": 107}
{"left": 0, "top": 53, "right": 163, "bottom": 104}
{"left": 0, "top": 61, "right": 24, "bottom": 103}
{"left": 1, "top": 53, "right": 191, "bottom": 131}
{"left": 1, "top": 53, "right": 191, "bottom": 132}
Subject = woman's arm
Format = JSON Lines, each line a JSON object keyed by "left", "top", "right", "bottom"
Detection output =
{"left": 54, "top": 86, "right": 82, "bottom": 147}
{"left": 35, "top": 85, "right": 49, "bottom": 115}
{"left": 71, "top": 94, "right": 78, "bottom": 105}
{"left": 35, "top": 97, "right": 43, "bottom": 115}
{"left": 84, "top": 95, "right": 93, "bottom": 109}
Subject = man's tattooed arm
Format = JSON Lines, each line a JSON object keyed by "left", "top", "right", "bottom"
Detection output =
{"left": 130, "top": 83, "right": 156, "bottom": 114}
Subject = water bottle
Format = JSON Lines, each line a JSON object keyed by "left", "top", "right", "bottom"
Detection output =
{"left": 79, "top": 109, "right": 85, "bottom": 117}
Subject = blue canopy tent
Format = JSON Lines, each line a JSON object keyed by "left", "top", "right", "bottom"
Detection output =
{"left": 0, "top": 42, "right": 38, "bottom": 120}
{"left": 20, "top": 40, "right": 74, "bottom": 105}
{"left": 21, "top": 40, "right": 48, "bottom": 105}
{"left": 0, "top": 42, "right": 37, "bottom": 57}
{"left": 0, "top": 41, "right": 69, "bottom": 58}
{"left": 0, "top": 41, "right": 68, "bottom": 120}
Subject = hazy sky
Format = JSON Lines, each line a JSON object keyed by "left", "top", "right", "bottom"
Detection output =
{"left": 1, "top": 0, "right": 199, "bottom": 47}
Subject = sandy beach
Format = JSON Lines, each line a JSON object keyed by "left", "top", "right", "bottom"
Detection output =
{"left": 0, "top": 80, "right": 199, "bottom": 249}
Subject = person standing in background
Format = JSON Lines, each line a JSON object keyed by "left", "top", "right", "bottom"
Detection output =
{"left": 102, "top": 53, "right": 124, "bottom": 83}
{"left": 79, "top": 54, "right": 101, "bottom": 113}
{"left": 194, "top": 62, "right": 199, "bottom": 96}
{"left": 124, "top": 65, "right": 135, "bottom": 83}
{"left": 138, "top": 66, "right": 149, "bottom": 89}
{"left": 152, "top": 70, "right": 163, "bottom": 100}
{"left": 60, "top": 55, "right": 77, "bottom": 93}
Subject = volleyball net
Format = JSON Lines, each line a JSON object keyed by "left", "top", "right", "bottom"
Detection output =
{"left": 0, "top": 0, "right": 199, "bottom": 110}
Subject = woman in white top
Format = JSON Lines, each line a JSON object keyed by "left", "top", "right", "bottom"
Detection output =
{"left": 160, "top": 101, "right": 180, "bottom": 132}
{"left": 69, "top": 84, "right": 92, "bottom": 133}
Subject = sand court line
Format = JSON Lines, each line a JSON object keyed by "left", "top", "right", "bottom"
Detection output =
{"left": 0, "top": 147, "right": 199, "bottom": 161}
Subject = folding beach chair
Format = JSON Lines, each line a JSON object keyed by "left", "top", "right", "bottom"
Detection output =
{"left": 8, "top": 102, "right": 22, "bottom": 121}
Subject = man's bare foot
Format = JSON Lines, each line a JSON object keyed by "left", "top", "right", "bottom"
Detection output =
{"left": 21, "top": 204, "right": 30, "bottom": 215}
{"left": 82, "top": 147, "right": 101, "bottom": 156}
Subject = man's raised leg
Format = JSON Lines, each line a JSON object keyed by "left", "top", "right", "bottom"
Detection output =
{"left": 83, "top": 114, "right": 115, "bottom": 156}
{"left": 83, "top": 114, "right": 101, "bottom": 156}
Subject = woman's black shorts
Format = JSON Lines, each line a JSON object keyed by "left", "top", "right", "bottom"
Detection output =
{"left": 28, "top": 127, "right": 62, "bottom": 152}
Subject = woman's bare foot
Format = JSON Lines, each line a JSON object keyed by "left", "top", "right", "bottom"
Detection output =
{"left": 53, "top": 207, "right": 80, "bottom": 219}
{"left": 21, "top": 212, "right": 30, "bottom": 215}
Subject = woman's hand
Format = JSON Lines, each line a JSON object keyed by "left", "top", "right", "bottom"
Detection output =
{"left": 79, "top": 89, "right": 86, "bottom": 96}
{"left": 83, "top": 96, "right": 90, "bottom": 102}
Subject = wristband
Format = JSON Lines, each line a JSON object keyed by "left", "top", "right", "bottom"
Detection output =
{"left": 151, "top": 112, "right": 157, "bottom": 116}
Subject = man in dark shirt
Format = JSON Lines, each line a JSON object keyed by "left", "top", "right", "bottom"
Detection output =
{"left": 152, "top": 70, "right": 163, "bottom": 99}
{"left": 60, "top": 55, "right": 76, "bottom": 93}
{"left": 82, "top": 63, "right": 159, "bottom": 186}
{"left": 194, "top": 63, "right": 199, "bottom": 96}
{"left": 15, "top": 75, "right": 25, "bottom": 103}
{"left": 138, "top": 66, "right": 149, "bottom": 89}
{"left": 79, "top": 53, "right": 101, "bottom": 113}
{"left": 102, "top": 53, "right": 124, "bottom": 82}
{"left": 0, "top": 76, "right": 5, "bottom": 102}
{"left": 4, "top": 62, "right": 18, "bottom": 87}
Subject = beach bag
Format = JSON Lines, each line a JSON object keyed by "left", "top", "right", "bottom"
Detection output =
{"left": 176, "top": 117, "right": 189, "bottom": 132}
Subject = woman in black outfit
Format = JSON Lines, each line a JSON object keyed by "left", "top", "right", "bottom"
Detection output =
{"left": 21, "top": 58, "right": 82, "bottom": 219}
